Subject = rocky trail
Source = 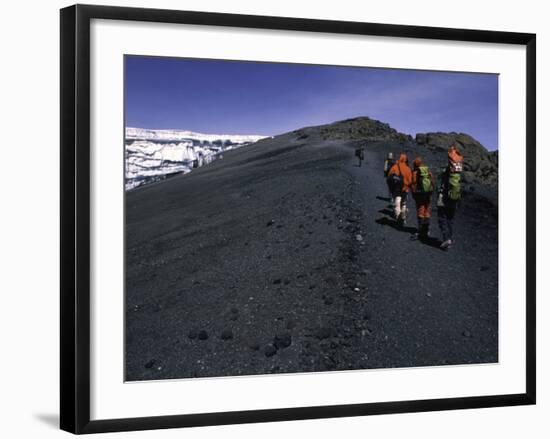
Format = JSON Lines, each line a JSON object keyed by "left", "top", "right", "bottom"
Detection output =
{"left": 341, "top": 148, "right": 498, "bottom": 369}
{"left": 125, "top": 118, "right": 498, "bottom": 381}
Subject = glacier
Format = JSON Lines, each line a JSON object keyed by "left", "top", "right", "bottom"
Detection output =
{"left": 125, "top": 127, "right": 266, "bottom": 190}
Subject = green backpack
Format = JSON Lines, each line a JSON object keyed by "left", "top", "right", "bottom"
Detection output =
{"left": 448, "top": 172, "right": 462, "bottom": 201}
{"left": 417, "top": 166, "right": 433, "bottom": 193}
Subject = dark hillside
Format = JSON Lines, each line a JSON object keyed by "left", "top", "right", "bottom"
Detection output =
{"left": 125, "top": 117, "right": 498, "bottom": 380}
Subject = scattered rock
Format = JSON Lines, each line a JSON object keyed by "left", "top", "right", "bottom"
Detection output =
{"left": 221, "top": 329, "right": 233, "bottom": 340}
{"left": 325, "top": 276, "right": 337, "bottom": 285}
{"left": 355, "top": 234, "right": 363, "bottom": 242}
{"left": 264, "top": 344, "right": 278, "bottom": 357}
{"left": 266, "top": 220, "right": 275, "bottom": 227}
{"left": 273, "top": 333, "right": 292, "bottom": 349}
{"left": 273, "top": 279, "right": 282, "bottom": 285}
{"left": 198, "top": 330, "right": 209, "bottom": 340}
{"left": 144, "top": 359, "right": 156, "bottom": 369}
{"left": 316, "top": 327, "right": 333, "bottom": 340}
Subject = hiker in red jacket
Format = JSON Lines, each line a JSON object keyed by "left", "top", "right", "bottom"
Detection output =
{"left": 411, "top": 157, "right": 435, "bottom": 241}
{"left": 386, "top": 153, "right": 412, "bottom": 226}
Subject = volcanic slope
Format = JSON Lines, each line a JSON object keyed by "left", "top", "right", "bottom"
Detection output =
{"left": 125, "top": 117, "right": 498, "bottom": 380}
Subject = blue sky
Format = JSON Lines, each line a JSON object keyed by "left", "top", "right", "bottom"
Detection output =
{"left": 125, "top": 56, "right": 498, "bottom": 150}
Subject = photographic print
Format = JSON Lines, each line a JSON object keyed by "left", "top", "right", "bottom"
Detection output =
{"left": 124, "top": 56, "right": 498, "bottom": 381}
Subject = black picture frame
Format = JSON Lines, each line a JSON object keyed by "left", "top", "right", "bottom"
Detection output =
{"left": 60, "top": 4, "right": 536, "bottom": 434}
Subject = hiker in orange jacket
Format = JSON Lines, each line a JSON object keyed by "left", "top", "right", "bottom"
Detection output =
{"left": 386, "top": 153, "right": 412, "bottom": 226}
{"left": 437, "top": 145, "right": 464, "bottom": 250}
{"left": 411, "top": 157, "right": 435, "bottom": 241}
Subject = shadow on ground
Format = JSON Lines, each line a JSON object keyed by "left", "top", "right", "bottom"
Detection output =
{"left": 375, "top": 216, "right": 417, "bottom": 234}
{"left": 378, "top": 208, "right": 394, "bottom": 216}
{"left": 375, "top": 191, "right": 444, "bottom": 250}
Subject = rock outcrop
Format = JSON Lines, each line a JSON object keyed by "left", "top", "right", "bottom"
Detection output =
{"left": 293, "top": 116, "right": 413, "bottom": 144}
{"left": 415, "top": 132, "right": 498, "bottom": 186}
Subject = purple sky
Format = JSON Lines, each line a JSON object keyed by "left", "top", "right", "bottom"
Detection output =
{"left": 125, "top": 56, "right": 498, "bottom": 150}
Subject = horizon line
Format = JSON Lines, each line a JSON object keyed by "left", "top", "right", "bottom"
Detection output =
{"left": 124, "top": 116, "right": 496, "bottom": 150}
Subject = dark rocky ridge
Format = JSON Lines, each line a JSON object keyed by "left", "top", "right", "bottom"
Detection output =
{"left": 292, "top": 116, "right": 413, "bottom": 144}
{"left": 291, "top": 117, "right": 497, "bottom": 190}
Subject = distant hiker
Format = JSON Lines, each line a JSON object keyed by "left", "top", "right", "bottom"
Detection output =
{"left": 411, "top": 157, "right": 435, "bottom": 241}
{"left": 387, "top": 153, "right": 412, "bottom": 226}
{"left": 383, "top": 152, "right": 395, "bottom": 200}
{"left": 437, "top": 145, "right": 464, "bottom": 250}
{"left": 355, "top": 147, "right": 365, "bottom": 167}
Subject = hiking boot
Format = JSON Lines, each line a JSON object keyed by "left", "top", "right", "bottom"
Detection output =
{"left": 440, "top": 239, "right": 452, "bottom": 250}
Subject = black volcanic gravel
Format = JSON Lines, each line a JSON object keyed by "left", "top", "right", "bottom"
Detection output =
{"left": 125, "top": 126, "right": 498, "bottom": 381}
